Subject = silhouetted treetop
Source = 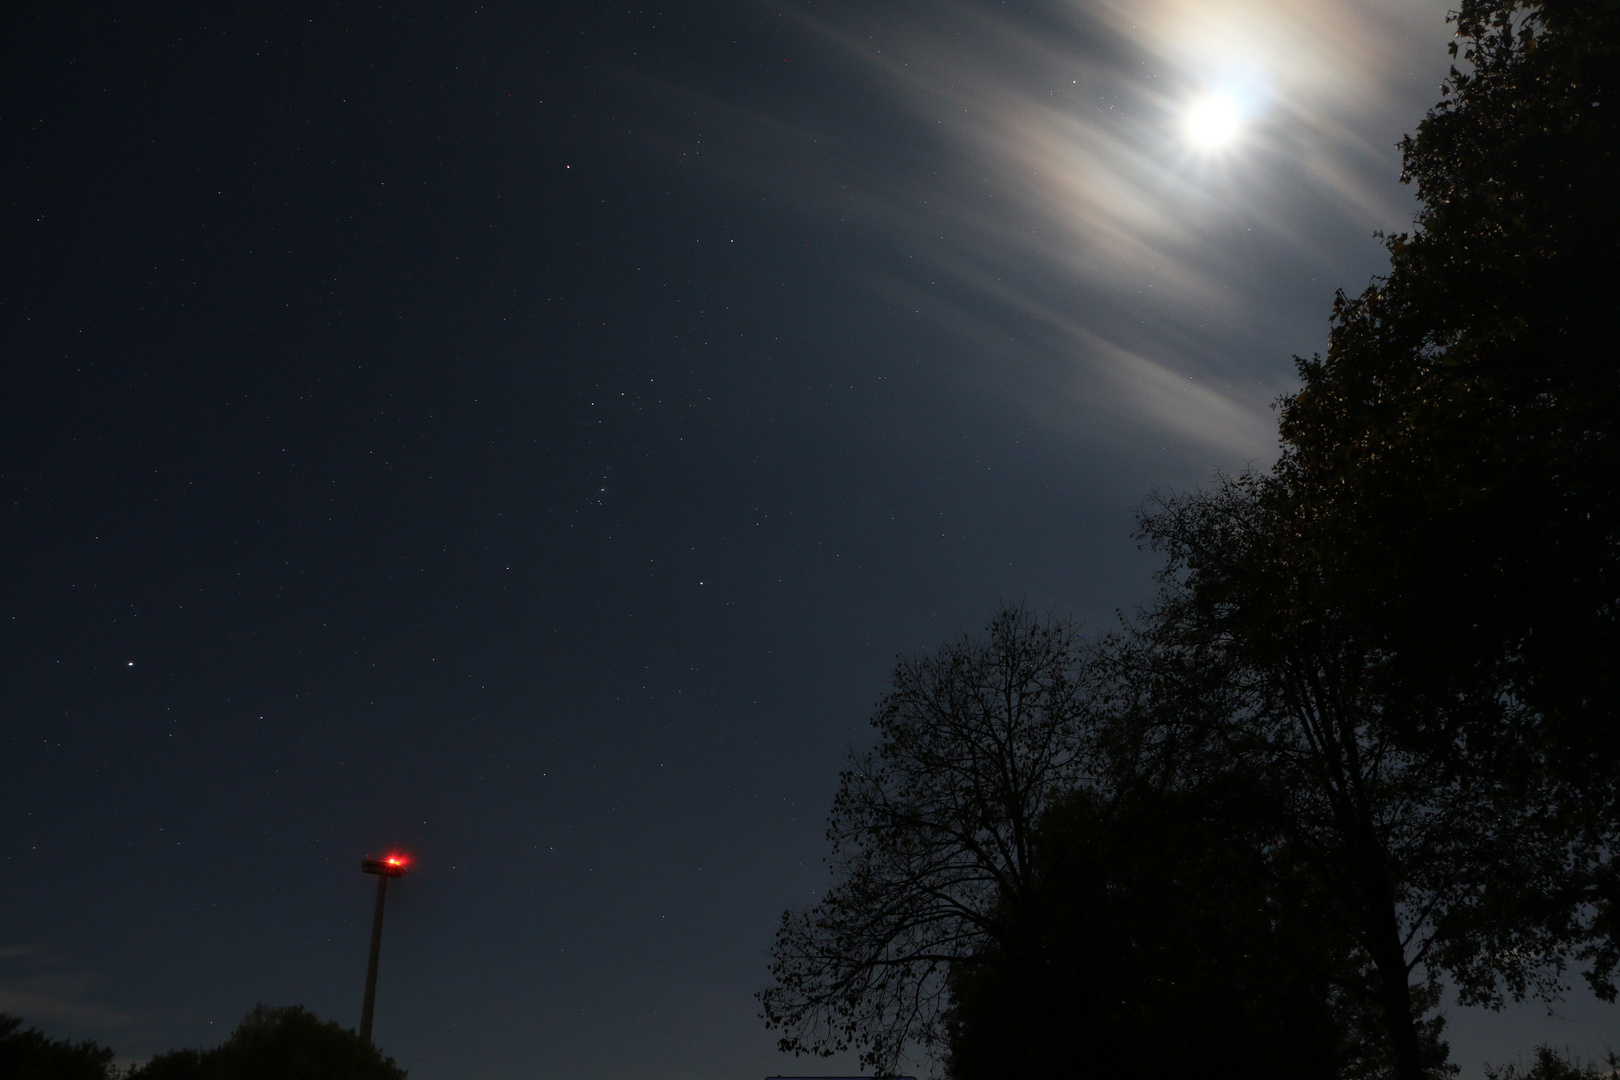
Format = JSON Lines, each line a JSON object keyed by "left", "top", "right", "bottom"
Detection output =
{"left": 1277, "top": 0, "right": 1620, "bottom": 755}
{"left": 128, "top": 1005, "right": 406, "bottom": 1080}
{"left": 0, "top": 1013, "right": 119, "bottom": 1080}
{"left": 760, "top": 605, "right": 1105, "bottom": 1072}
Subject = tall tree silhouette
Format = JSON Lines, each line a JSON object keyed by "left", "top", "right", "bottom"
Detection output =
{"left": 1132, "top": 474, "right": 1565, "bottom": 1080}
{"left": 1269, "top": 0, "right": 1620, "bottom": 1017}
{"left": 1278, "top": 0, "right": 1620, "bottom": 832}
{"left": 761, "top": 606, "right": 1102, "bottom": 1073}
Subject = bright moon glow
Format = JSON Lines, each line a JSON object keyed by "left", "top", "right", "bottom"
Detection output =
{"left": 1184, "top": 92, "right": 1246, "bottom": 148}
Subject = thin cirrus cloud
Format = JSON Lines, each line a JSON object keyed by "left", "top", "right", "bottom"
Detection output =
{"left": 0, "top": 945, "right": 133, "bottom": 1028}
{"left": 670, "top": 0, "right": 1453, "bottom": 459}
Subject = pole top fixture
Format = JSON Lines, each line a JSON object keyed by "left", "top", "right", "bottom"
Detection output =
{"left": 361, "top": 855, "right": 409, "bottom": 877}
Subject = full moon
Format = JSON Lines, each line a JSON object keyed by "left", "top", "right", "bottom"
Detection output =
{"left": 1183, "top": 92, "right": 1245, "bottom": 149}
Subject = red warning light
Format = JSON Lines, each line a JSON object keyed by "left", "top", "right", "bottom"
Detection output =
{"left": 361, "top": 855, "right": 410, "bottom": 878}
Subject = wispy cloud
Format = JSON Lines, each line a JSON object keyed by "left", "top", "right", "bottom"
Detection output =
{"left": 643, "top": 0, "right": 1453, "bottom": 460}
{"left": 0, "top": 945, "right": 133, "bottom": 1029}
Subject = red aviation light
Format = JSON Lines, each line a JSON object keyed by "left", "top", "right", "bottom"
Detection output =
{"left": 361, "top": 854, "right": 410, "bottom": 877}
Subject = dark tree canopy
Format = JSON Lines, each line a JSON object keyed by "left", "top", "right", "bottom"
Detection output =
{"left": 128, "top": 1005, "right": 407, "bottom": 1080}
{"left": 1268, "top": 0, "right": 1620, "bottom": 1013}
{"left": 1132, "top": 473, "right": 1579, "bottom": 1080}
{"left": 1277, "top": 0, "right": 1620, "bottom": 760}
{"left": 944, "top": 781, "right": 1361, "bottom": 1080}
{"left": 1484, "top": 1046, "right": 1620, "bottom": 1080}
{"left": 0, "top": 1013, "right": 119, "bottom": 1080}
{"left": 761, "top": 606, "right": 1102, "bottom": 1072}
{"left": 763, "top": 604, "right": 1431, "bottom": 1079}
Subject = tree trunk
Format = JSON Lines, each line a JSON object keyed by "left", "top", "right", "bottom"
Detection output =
{"left": 1341, "top": 808, "right": 1428, "bottom": 1080}
{"left": 1364, "top": 887, "right": 1426, "bottom": 1080}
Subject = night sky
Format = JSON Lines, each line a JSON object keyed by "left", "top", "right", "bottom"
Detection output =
{"left": 2, "top": 2, "right": 1613, "bottom": 1078}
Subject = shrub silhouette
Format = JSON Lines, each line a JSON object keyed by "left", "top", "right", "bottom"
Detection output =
{"left": 129, "top": 1004, "right": 406, "bottom": 1079}
{"left": 0, "top": 1013, "right": 118, "bottom": 1080}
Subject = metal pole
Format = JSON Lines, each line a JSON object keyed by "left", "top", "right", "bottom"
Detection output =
{"left": 359, "top": 871, "right": 389, "bottom": 1044}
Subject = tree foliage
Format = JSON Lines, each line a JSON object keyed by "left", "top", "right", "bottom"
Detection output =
{"left": 760, "top": 606, "right": 1100, "bottom": 1072}
{"left": 1277, "top": 0, "right": 1620, "bottom": 762}
{"left": 944, "top": 780, "right": 1361, "bottom": 1080}
{"left": 0, "top": 1013, "right": 119, "bottom": 1080}
{"left": 1483, "top": 1046, "right": 1620, "bottom": 1080}
{"left": 1269, "top": 0, "right": 1620, "bottom": 1015}
{"left": 1132, "top": 473, "right": 1584, "bottom": 1079}
{"left": 127, "top": 1005, "right": 407, "bottom": 1080}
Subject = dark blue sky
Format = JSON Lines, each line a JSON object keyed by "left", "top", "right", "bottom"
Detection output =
{"left": 2, "top": 2, "right": 1611, "bottom": 1077}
